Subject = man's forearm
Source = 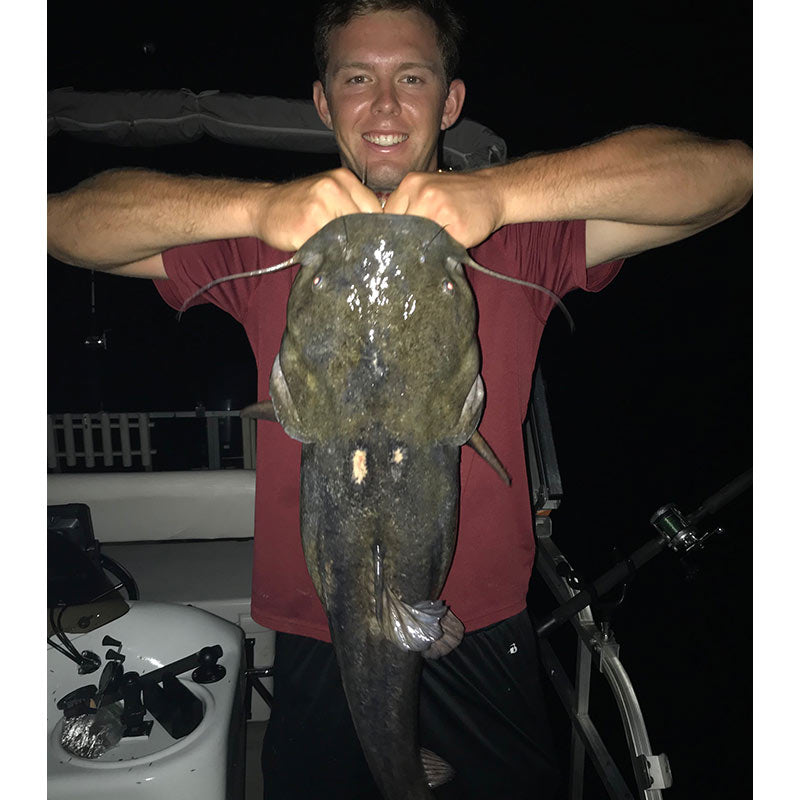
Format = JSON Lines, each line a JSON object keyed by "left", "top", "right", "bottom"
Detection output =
{"left": 489, "top": 126, "right": 753, "bottom": 229}
{"left": 47, "top": 168, "right": 266, "bottom": 270}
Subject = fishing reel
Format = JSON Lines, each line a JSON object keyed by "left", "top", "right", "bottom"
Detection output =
{"left": 649, "top": 466, "right": 752, "bottom": 574}
{"left": 536, "top": 468, "right": 751, "bottom": 637}
{"left": 649, "top": 502, "right": 724, "bottom": 555}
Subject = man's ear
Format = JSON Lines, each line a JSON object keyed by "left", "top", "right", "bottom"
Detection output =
{"left": 313, "top": 81, "right": 334, "bottom": 130}
{"left": 440, "top": 79, "right": 466, "bottom": 130}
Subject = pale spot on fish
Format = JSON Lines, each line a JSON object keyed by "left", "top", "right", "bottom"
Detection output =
{"left": 352, "top": 449, "right": 368, "bottom": 484}
{"left": 346, "top": 285, "right": 362, "bottom": 314}
{"left": 362, "top": 242, "right": 393, "bottom": 306}
{"left": 392, "top": 448, "right": 404, "bottom": 464}
{"left": 365, "top": 274, "right": 389, "bottom": 306}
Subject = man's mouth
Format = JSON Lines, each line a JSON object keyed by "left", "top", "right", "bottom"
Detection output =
{"left": 362, "top": 133, "right": 409, "bottom": 146}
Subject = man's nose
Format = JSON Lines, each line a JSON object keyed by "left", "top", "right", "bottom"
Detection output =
{"left": 371, "top": 82, "right": 401, "bottom": 115}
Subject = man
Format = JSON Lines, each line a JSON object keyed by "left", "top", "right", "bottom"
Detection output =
{"left": 48, "top": 2, "right": 752, "bottom": 797}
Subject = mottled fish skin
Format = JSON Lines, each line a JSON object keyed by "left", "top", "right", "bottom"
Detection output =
{"left": 269, "top": 214, "right": 483, "bottom": 800}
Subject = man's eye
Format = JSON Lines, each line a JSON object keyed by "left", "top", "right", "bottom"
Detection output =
{"left": 347, "top": 75, "right": 368, "bottom": 84}
{"left": 401, "top": 75, "right": 422, "bottom": 85}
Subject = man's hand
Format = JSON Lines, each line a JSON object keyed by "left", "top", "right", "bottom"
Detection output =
{"left": 254, "top": 167, "right": 384, "bottom": 251}
{"left": 383, "top": 170, "right": 504, "bottom": 250}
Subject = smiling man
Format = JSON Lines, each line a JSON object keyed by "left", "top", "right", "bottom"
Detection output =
{"left": 47, "top": 1, "right": 751, "bottom": 798}
{"left": 312, "top": 6, "right": 465, "bottom": 194}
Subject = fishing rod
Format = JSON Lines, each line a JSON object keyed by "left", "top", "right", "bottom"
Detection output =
{"left": 535, "top": 468, "right": 752, "bottom": 638}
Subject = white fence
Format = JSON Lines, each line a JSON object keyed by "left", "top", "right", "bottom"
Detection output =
{"left": 47, "top": 411, "right": 257, "bottom": 471}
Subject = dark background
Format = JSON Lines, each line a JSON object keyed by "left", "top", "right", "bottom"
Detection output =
{"left": 48, "top": 1, "right": 752, "bottom": 797}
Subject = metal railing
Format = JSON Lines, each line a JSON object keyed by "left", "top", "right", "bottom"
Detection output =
{"left": 526, "top": 368, "right": 671, "bottom": 799}
{"left": 47, "top": 410, "right": 257, "bottom": 472}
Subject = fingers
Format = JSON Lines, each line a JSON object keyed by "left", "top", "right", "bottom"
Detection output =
{"left": 257, "top": 167, "right": 502, "bottom": 252}
{"left": 313, "top": 168, "right": 384, "bottom": 216}
{"left": 347, "top": 175, "right": 386, "bottom": 214}
{"left": 382, "top": 190, "right": 408, "bottom": 216}
{"left": 258, "top": 168, "right": 383, "bottom": 251}
{"left": 383, "top": 172, "right": 501, "bottom": 249}
{"left": 292, "top": 169, "right": 383, "bottom": 232}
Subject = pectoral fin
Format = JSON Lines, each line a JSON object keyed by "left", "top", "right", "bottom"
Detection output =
{"left": 268, "top": 353, "right": 312, "bottom": 442}
{"left": 447, "top": 374, "right": 485, "bottom": 445}
{"left": 467, "top": 429, "right": 511, "bottom": 486}
{"left": 447, "top": 376, "right": 512, "bottom": 485}
{"left": 240, "top": 399, "right": 277, "bottom": 421}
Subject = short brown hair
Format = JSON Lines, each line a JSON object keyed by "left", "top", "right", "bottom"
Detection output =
{"left": 313, "top": 0, "right": 465, "bottom": 85}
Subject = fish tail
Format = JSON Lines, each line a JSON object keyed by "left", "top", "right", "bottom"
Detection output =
{"left": 329, "top": 620, "right": 434, "bottom": 799}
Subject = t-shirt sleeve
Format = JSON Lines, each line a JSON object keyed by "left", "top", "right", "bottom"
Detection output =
{"left": 516, "top": 219, "right": 622, "bottom": 294}
{"left": 471, "top": 220, "right": 622, "bottom": 325}
{"left": 155, "top": 237, "right": 287, "bottom": 323}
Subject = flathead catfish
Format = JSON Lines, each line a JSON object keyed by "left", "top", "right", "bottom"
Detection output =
{"left": 244, "top": 213, "right": 507, "bottom": 800}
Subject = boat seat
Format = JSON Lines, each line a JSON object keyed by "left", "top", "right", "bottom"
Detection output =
{"left": 47, "top": 470, "right": 274, "bottom": 721}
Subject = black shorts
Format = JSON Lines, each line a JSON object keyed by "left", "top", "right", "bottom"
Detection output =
{"left": 261, "top": 609, "right": 560, "bottom": 799}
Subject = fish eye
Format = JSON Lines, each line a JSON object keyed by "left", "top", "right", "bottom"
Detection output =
{"left": 312, "top": 275, "right": 323, "bottom": 289}
{"left": 442, "top": 279, "right": 454, "bottom": 295}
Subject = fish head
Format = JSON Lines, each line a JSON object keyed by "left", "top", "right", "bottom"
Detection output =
{"left": 270, "top": 213, "right": 483, "bottom": 447}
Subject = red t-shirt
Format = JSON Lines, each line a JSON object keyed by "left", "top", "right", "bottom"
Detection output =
{"left": 156, "top": 220, "right": 621, "bottom": 640}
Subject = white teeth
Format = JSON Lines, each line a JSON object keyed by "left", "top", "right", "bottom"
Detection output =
{"left": 363, "top": 133, "right": 408, "bottom": 146}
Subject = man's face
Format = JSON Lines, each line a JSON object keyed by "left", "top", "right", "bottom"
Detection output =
{"left": 313, "top": 9, "right": 465, "bottom": 192}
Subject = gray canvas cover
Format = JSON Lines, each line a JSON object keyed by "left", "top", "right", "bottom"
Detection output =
{"left": 48, "top": 88, "right": 507, "bottom": 169}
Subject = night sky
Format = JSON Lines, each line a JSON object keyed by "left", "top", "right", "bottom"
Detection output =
{"left": 47, "top": 2, "right": 753, "bottom": 797}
